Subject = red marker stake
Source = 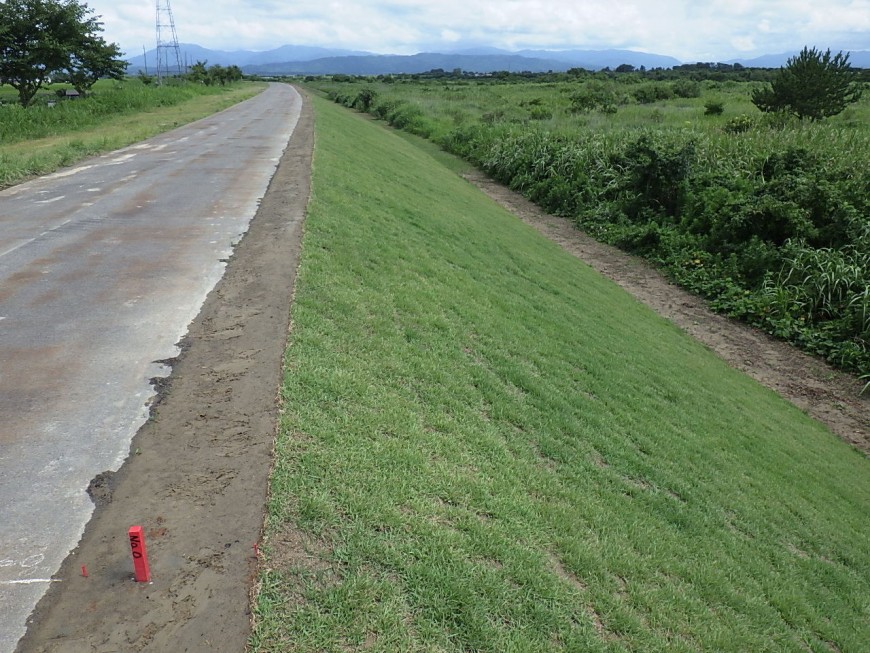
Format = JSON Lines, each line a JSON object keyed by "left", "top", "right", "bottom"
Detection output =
{"left": 128, "top": 526, "right": 151, "bottom": 582}
{"left": 81, "top": 565, "right": 88, "bottom": 578}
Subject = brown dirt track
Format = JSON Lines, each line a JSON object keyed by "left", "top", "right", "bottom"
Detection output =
{"left": 16, "top": 96, "right": 868, "bottom": 653}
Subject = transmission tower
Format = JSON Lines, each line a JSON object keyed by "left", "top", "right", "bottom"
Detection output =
{"left": 155, "top": 0, "right": 182, "bottom": 83}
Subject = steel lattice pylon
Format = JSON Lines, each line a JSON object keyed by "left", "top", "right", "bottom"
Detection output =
{"left": 156, "top": 0, "right": 182, "bottom": 83}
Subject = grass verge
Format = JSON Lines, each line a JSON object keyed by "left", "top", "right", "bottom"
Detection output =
{"left": 0, "top": 82, "right": 265, "bottom": 188}
{"left": 251, "top": 95, "right": 870, "bottom": 653}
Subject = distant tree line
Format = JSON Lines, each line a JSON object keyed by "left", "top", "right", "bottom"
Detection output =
{"left": 138, "top": 60, "right": 243, "bottom": 86}
{"left": 186, "top": 60, "right": 244, "bottom": 86}
{"left": 306, "top": 49, "right": 868, "bottom": 88}
{"left": 0, "top": 0, "right": 127, "bottom": 106}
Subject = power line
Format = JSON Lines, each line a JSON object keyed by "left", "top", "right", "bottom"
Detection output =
{"left": 156, "top": 0, "right": 182, "bottom": 83}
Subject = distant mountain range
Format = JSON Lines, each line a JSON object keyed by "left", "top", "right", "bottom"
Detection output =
{"left": 725, "top": 51, "right": 870, "bottom": 68}
{"left": 125, "top": 43, "right": 870, "bottom": 75}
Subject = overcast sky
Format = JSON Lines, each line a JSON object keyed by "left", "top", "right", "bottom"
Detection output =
{"left": 86, "top": 0, "right": 870, "bottom": 61}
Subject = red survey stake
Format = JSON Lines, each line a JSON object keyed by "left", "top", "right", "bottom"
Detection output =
{"left": 128, "top": 526, "right": 151, "bottom": 582}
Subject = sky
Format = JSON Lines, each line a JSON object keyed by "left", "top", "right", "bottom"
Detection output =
{"left": 85, "top": 0, "right": 870, "bottom": 62}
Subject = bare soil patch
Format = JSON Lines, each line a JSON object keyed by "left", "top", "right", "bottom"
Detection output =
{"left": 463, "top": 171, "right": 869, "bottom": 454}
{"left": 16, "top": 92, "right": 313, "bottom": 652}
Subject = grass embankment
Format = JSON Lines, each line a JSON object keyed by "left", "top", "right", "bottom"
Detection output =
{"left": 0, "top": 79, "right": 265, "bottom": 188}
{"left": 251, "top": 96, "right": 870, "bottom": 652}
{"left": 315, "top": 78, "right": 870, "bottom": 379}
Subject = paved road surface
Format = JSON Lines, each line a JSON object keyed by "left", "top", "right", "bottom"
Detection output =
{"left": 0, "top": 83, "right": 301, "bottom": 652}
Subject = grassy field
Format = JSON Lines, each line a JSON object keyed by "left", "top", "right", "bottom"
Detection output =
{"left": 250, "top": 94, "right": 870, "bottom": 652}
{"left": 0, "top": 79, "right": 264, "bottom": 188}
{"left": 311, "top": 76, "right": 870, "bottom": 379}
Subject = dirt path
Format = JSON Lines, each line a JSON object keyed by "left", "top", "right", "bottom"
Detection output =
{"left": 16, "top": 92, "right": 313, "bottom": 652}
{"left": 464, "top": 170, "right": 870, "bottom": 455}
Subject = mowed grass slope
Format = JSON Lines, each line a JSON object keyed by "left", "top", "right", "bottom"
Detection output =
{"left": 252, "top": 95, "right": 870, "bottom": 653}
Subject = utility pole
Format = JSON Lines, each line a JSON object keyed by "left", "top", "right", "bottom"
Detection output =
{"left": 156, "top": 0, "right": 182, "bottom": 84}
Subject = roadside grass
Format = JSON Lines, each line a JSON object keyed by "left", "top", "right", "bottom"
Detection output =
{"left": 0, "top": 80, "right": 264, "bottom": 188}
{"left": 251, "top": 95, "right": 870, "bottom": 652}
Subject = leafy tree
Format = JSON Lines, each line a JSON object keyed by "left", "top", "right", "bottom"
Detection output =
{"left": 188, "top": 59, "right": 210, "bottom": 84}
{"left": 208, "top": 63, "right": 226, "bottom": 85}
{"left": 226, "top": 65, "right": 243, "bottom": 82}
{"left": 751, "top": 46, "right": 862, "bottom": 120}
{"left": 66, "top": 35, "right": 126, "bottom": 94}
{"left": 0, "top": 0, "right": 125, "bottom": 106}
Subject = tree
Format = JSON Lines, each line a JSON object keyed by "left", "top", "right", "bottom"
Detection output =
{"left": 67, "top": 36, "right": 126, "bottom": 94}
{"left": 188, "top": 59, "right": 209, "bottom": 84}
{"left": 0, "top": 0, "right": 125, "bottom": 106}
{"left": 751, "top": 46, "right": 862, "bottom": 120}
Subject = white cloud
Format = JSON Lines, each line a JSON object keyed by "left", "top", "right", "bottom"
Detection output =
{"left": 731, "top": 36, "right": 757, "bottom": 52}
{"left": 83, "top": 0, "right": 870, "bottom": 61}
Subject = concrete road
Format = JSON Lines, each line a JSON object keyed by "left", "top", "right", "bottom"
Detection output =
{"left": 0, "top": 83, "right": 301, "bottom": 652}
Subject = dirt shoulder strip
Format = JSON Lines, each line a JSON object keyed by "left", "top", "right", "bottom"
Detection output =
{"left": 17, "top": 88, "right": 313, "bottom": 653}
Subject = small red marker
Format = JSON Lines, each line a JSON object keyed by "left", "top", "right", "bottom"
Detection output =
{"left": 81, "top": 565, "right": 88, "bottom": 578}
{"left": 252, "top": 543, "right": 259, "bottom": 557}
{"left": 128, "top": 526, "right": 151, "bottom": 582}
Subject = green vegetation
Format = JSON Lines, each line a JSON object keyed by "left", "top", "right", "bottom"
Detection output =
{"left": 308, "top": 70, "right": 870, "bottom": 378}
{"left": 251, "top": 94, "right": 870, "bottom": 652}
{"left": 186, "top": 60, "right": 245, "bottom": 86}
{"left": 752, "top": 47, "right": 863, "bottom": 121}
{"left": 0, "top": 78, "right": 264, "bottom": 187}
{"left": 0, "top": 0, "right": 126, "bottom": 106}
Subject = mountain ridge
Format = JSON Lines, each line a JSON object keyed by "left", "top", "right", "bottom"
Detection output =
{"left": 125, "top": 44, "right": 870, "bottom": 75}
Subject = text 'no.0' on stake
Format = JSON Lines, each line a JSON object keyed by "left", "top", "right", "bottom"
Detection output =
{"left": 128, "top": 525, "right": 151, "bottom": 583}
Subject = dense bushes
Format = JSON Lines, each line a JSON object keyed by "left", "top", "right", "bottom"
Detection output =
{"left": 321, "top": 79, "right": 870, "bottom": 377}
{"left": 465, "top": 128, "right": 868, "bottom": 373}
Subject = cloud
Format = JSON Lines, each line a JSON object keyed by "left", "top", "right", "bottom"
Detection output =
{"left": 85, "top": 0, "right": 870, "bottom": 61}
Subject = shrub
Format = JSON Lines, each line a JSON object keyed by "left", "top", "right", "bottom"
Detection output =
{"left": 353, "top": 88, "right": 377, "bottom": 112}
{"left": 723, "top": 115, "right": 754, "bottom": 133}
{"left": 673, "top": 79, "right": 702, "bottom": 98}
{"left": 704, "top": 99, "right": 725, "bottom": 115}
{"left": 570, "top": 81, "right": 619, "bottom": 112}
{"left": 633, "top": 83, "right": 674, "bottom": 104}
{"left": 528, "top": 106, "right": 552, "bottom": 120}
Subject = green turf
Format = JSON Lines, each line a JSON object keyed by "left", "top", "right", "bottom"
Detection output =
{"left": 251, "top": 94, "right": 870, "bottom": 653}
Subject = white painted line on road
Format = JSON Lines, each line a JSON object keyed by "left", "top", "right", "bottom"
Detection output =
{"left": 35, "top": 196, "right": 65, "bottom": 205}
{"left": 0, "top": 240, "right": 36, "bottom": 259}
{"left": 0, "top": 579, "right": 58, "bottom": 585}
{"left": 87, "top": 188, "right": 101, "bottom": 192}
{"left": 109, "top": 153, "right": 137, "bottom": 165}
{"left": 45, "top": 164, "right": 94, "bottom": 180}
{"left": 0, "top": 220, "right": 71, "bottom": 259}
